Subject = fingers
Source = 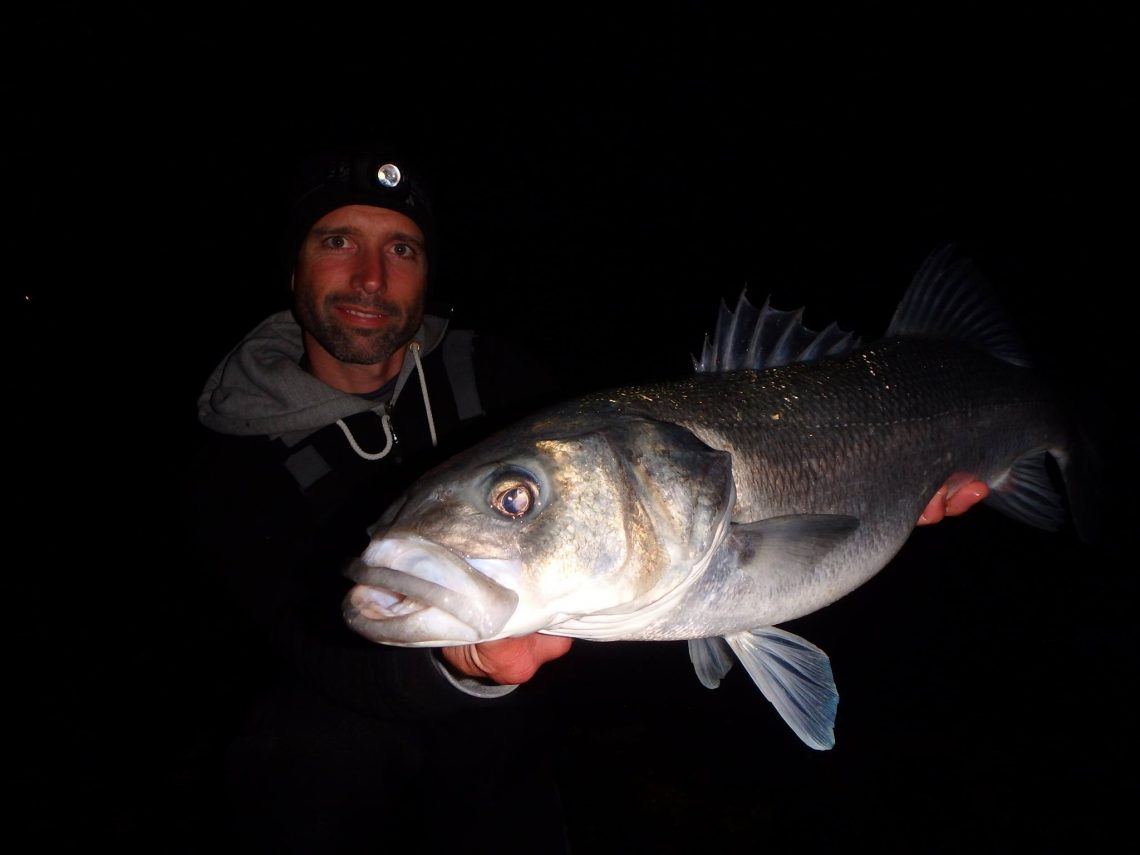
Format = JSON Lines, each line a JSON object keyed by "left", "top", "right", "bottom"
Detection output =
{"left": 917, "top": 476, "right": 989, "bottom": 525}
{"left": 917, "top": 484, "right": 949, "bottom": 525}
{"left": 530, "top": 634, "right": 574, "bottom": 665}
{"left": 944, "top": 480, "right": 989, "bottom": 516}
{"left": 442, "top": 634, "right": 573, "bottom": 685}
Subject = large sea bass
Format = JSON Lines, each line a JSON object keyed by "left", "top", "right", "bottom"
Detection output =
{"left": 343, "top": 247, "right": 1094, "bottom": 749}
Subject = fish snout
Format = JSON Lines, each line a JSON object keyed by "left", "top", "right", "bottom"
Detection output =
{"left": 342, "top": 537, "right": 520, "bottom": 646}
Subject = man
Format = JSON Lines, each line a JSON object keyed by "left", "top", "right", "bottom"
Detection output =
{"left": 187, "top": 143, "right": 573, "bottom": 853}
{"left": 187, "top": 141, "right": 985, "bottom": 851}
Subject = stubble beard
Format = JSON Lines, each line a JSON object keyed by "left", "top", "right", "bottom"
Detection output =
{"left": 296, "top": 293, "right": 424, "bottom": 366}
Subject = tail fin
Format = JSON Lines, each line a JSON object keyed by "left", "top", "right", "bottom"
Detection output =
{"left": 1056, "top": 420, "right": 1107, "bottom": 545}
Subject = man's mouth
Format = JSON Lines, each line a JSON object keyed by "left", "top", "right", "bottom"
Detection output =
{"left": 336, "top": 304, "right": 401, "bottom": 326}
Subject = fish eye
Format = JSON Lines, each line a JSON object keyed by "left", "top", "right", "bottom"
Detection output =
{"left": 489, "top": 478, "right": 538, "bottom": 519}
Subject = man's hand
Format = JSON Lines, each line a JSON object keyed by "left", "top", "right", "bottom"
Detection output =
{"left": 441, "top": 634, "right": 573, "bottom": 685}
{"left": 918, "top": 474, "right": 989, "bottom": 525}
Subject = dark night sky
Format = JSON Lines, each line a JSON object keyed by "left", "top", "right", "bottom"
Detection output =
{"left": 9, "top": 2, "right": 1136, "bottom": 851}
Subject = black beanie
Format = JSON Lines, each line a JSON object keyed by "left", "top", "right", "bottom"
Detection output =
{"left": 282, "top": 143, "right": 437, "bottom": 272}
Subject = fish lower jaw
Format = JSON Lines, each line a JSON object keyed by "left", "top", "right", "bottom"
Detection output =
{"left": 345, "top": 585, "right": 487, "bottom": 645}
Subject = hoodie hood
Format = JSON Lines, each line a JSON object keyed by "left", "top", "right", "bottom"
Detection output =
{"left": 198, "top": 310, "right": 449, "bottom": 442}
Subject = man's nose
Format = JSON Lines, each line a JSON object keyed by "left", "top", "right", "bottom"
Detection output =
{"left": 352, "top": 252, "right": 386, "bottom": 294}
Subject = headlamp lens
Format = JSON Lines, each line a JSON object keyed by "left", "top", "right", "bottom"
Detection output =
{"left": 376, "top": 163, "right": 402, "bottom": 189}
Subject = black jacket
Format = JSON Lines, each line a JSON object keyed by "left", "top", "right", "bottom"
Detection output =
{"left": 181, "top": 310, "right": 570, "bottom": 852}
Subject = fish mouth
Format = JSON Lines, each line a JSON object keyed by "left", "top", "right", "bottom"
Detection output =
{"left": 342, "top": 536, "right": 519, "bottom": 646}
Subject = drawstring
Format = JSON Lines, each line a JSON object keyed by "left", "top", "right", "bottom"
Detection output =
{"left": 408, "top": 340, "right": 438, "bottom": 447}
{"left": 336, "top": 411, "right": 394, "bottom": 460}
{"left": 335, "top": 340, "right": 437, "bottom": 461}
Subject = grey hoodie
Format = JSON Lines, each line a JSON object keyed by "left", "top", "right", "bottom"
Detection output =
{"left": 197, "top": 309, "right": 450, "bottom": 445}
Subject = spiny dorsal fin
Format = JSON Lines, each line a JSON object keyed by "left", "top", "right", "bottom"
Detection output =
{"left": 693, "top": 289, "right": 861, "bottom": 373}
{"left": 886, "top": 244, "right": 1030, "bottom": 367}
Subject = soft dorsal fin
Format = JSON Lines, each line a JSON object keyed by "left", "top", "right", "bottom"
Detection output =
{"left": 885, "top": 244, "right": 1031, "bottom": 367}
{"left": 693, "top": 290, "right": 861, "bottom": 373}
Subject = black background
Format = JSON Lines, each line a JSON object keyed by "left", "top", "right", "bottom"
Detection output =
{"left": 10, "top": 2, "right": 1135, "bottom": 851}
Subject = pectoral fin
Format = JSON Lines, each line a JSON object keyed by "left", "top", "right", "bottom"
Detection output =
{"left": 729, "top": 512, "right": 859, "bottom": 571}
{"left": 690, "top": 627, "right": 838, "bottom": 750}
{"left": 699, "top": 512, "right": 858, "bottom": 603}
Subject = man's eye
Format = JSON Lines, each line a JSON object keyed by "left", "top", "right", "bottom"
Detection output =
{"left": 324, "top": 235, "right": 350, "bottom": 249}
{"left": 392, "top": 243, "right": 413, "bottom": 257}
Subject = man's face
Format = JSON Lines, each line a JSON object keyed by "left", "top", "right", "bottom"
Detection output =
{"left": 293, "top": 204, "right": 428, "bottom": 369}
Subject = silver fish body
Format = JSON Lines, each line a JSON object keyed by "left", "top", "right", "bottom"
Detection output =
{"left": 561, "top": 338, "right": 1067, "bottom": 637}
{"left": 343, "top": 248, "right": 1089, "bottom": 749}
